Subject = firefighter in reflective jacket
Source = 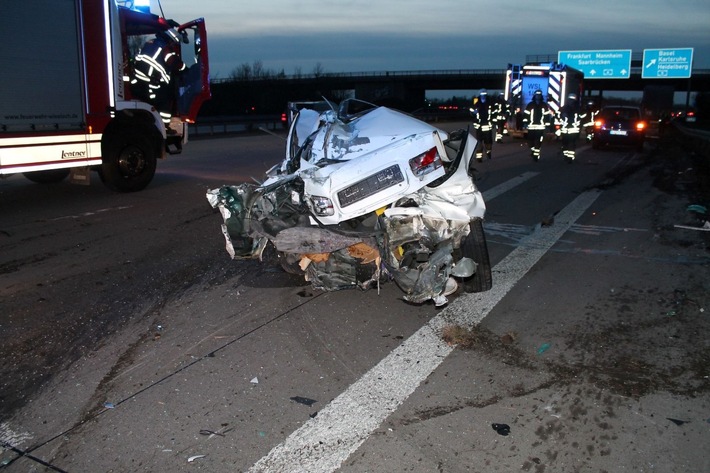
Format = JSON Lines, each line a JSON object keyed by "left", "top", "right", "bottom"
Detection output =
{"left": 523, "top": 89, "right": 553, "bottom": 161}
{"left": 556, "top": 93, "right": 586, "bottom": 163}
{"left": 493, "top": 92, "right": 509, "bottom": 143}
{"left": 132, "top": 29, "right": 186, "bottom": 129}
{"left": 470, "top": 89, "right": 493, "bottom": 162}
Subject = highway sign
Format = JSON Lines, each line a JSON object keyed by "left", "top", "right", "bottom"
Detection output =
{"left": 642, "top": 48, "right": 693, "bottom": 79}
{"left": 558, "top": 49, "right": 631, "bottom": 79}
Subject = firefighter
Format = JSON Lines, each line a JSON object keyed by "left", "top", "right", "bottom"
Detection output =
{"left": 132, "top": 29, "right": 186, "bottom": 130}
{"left": 470, "top": 89, "right": 494, "bottom": 162}
{"left": 557, "top": 93, "right": 586, "bottom": 163}
{"left": 583, "top": 100, "right": 599, "bottom": 141}
{"left": 523, "top": 89, "right": 553, "bottom": 161}
{"left": 493, "top": 91, "right": 509, "bottom": 143}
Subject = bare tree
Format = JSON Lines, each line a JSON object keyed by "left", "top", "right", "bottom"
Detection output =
{"left": 312, "top": 62, "right": 325, "bottom": 78}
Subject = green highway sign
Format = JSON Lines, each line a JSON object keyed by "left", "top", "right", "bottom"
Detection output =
{"left": 642, "top": 48, "right": 694, "bottom": 78}
{"left": 558, "top": 49, "right": 631, "bottom": 79}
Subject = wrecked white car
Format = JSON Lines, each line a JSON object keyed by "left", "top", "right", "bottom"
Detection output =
{"left": 207, "top": 99, "right": 492, "bottom": 306}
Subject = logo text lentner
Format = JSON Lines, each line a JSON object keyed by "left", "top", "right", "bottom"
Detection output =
{"left": 61, "top": 150, "right": 86, "bottom": 159}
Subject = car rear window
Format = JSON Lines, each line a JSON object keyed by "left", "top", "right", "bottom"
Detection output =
{"left": 602, "top": 108, "right": 640, "bottom": 120}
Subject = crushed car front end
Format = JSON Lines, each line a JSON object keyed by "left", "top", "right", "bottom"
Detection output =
{"left": 208, "top": 99, "right": 492, "bottom": 306}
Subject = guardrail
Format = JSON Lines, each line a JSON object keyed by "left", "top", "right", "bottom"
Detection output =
{"left": 189, "top": 115, "right": 284, "bottom": 136}
{"left": 674, "top": 121, "right": 710, "bottom": 158}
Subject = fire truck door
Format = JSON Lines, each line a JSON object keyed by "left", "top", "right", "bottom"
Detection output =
{"left": 177, "top": 19, "right": 210, "bottom": 122}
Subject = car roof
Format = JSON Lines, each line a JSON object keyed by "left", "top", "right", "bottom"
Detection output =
{"left": 601, "top": 105, "right": 640, "bottom": 111}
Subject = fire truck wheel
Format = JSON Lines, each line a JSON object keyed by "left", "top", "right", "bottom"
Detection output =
{"left": 100, "top": 128, "right": 158, "bottom": 192}
{"left": 23, "top": 169, "right": 70, "bottom": 184}
{"left": 460, "top": 217, "right": 493, "bottom": 293}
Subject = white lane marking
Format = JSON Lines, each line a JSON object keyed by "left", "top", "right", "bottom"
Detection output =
{"left": 249, "top": 189, "right": 601, "bottom": 472}
{"left": 49, "top": 206, "right": 132, "bottom": 221}
{"left": 482, "top": 171, "right": 539, "bottom": 201}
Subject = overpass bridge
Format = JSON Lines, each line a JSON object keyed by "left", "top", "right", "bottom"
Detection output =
{"left": 205, "top": 68, "right": 710, "bottom": 115}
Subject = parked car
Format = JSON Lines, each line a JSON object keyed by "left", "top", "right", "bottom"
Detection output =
{"left": 591, "top": 106, "right": 646, "bottom": 151}
{"left": 208, "top": 99, "right": 492, "bottom": 306}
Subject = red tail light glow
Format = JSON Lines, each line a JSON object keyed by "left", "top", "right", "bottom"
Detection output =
{"left": 409, "top": 147, "right": 442, "bottom": 177}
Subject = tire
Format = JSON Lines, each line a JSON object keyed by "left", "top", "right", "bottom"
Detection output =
{"left": 23, "top": 169, "right": 70, "bottom": 184}
{"left": 100, "top": 127, "right": 158, "bottom": 192}
{"left": 461, "top": 218, "right": 492, "bottom": 293}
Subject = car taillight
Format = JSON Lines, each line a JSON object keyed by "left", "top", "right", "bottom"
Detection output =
{"left": 409, "top": 147, "right": 442, "bottom": 177}
{"left": 281, "top": 113, "right": 287, "bottom": 123}
{"left": 636, "top": 121, "right": 646, "bottom": 131}
{"left": 594, "top": 119, "right": 604, "bottom": 129}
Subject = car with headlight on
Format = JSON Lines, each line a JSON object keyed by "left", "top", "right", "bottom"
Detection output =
{"left": 591, "top": 106, "right": 646, "bottom": 151}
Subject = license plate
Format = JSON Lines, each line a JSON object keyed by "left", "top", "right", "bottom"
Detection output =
{"left": 338, "top": 165, "right": 404, "bottom": 208}
{"left": 610, "top": 130, "right": 628, "bottom": 136}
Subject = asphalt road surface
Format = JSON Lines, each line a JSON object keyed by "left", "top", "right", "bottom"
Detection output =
{"left": 1, "top": 124, "right": 709, "bottom": 472}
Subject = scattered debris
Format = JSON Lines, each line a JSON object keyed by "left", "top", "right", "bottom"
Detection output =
{"left": 441, "top": 325, "right": 478, "bottom": 349}
{"left": 103, "top": 402, "right": 115, "bottom": 409}
{"left": 540, "top": 213, "right": 557, "bottom": 227}
{"left": 674, "top": 220, "right": 710, "bottom": 231}
{"left": 290, "top": 396, "right": 318, "bottom": 406}
{"left": 666, "top": 418, "right": 690, "bottom": 426}
{"left": 686, "top": 204, "right": 707, "bottom": 214}
{"left": 492, "top": 423, "right": 511, "bottom": 436}
{"left": 537, "top": 343, "right": 551, "bottom": 355}
{"left": 187, "top": 455, "right": 206, "bottom": 463}
{"left": 250, "top": 377, "right": 259, "bottom": 384}
{"left": 500, "top": 331, "right": 518, "bottom": 345}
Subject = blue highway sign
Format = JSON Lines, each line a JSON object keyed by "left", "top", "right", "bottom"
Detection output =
{"left": 558, "top": 50, "right": 631, "bottom": 79}
{"left": 642, "top": 48, "right": 693, "bottom": 79}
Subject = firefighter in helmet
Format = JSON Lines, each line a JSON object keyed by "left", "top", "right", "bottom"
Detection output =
{"left": 493, "top": 91, "right": 509, "bottom": 143}
{"left": 556, "top": 93, "right": 586, "bottom": 163}
{"left": 131, "top": 28, "right": 186, "bottom": 131}
{"left": 470, "top": 88, "right": 494, "bottom": 162}
{"left": 523, "top": 89, "right": 553, "bottom": 161}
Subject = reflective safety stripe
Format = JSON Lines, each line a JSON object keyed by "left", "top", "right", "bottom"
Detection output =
{"left": 135, "top": 46, "right": 170, "bottom": 84}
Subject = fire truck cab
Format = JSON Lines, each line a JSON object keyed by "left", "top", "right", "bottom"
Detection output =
{"left": 0, "top": 0, "right": 210, "bottom": 192}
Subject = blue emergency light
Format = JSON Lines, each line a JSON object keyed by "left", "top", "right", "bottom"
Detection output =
{"left": 133, "top": 0, "right": 151, "bottom": 13}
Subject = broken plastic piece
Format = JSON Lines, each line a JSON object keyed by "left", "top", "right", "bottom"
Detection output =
{"left": 103, "top": 402, "right": 115, "bottom": 409}
{"left": 537, "top": 343, "right": 551, "bottom": 354}
{"left": 187, "top": 455, "right": 206, "bottom": 463}
{"left": 666, "top": 418, "right": 689, "bottom": 426}
{"left": 290, "top": 396, "right": 318, "bottom": 406}
{"left": 686, "top": 204, "right": 707, "bottom": 214}
{"left": 492, "top": 423, "right": 511, "bottom": 436}
{"left": 250, "top": 377, "right": 259, "bottom": 384}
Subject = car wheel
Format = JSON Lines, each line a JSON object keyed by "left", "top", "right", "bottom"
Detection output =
{"left": 100, "top": 126, "right": 158, "bottom": 192}
{"left": 23, "top": 169, "right": 70, "bottom": 184}
{"left": 461, "top": 218, "right": 492, "bottom": 293}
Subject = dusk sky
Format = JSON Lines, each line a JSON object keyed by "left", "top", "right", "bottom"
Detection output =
{"left": 158, "top": 0, "right": 710, "bottom": 80}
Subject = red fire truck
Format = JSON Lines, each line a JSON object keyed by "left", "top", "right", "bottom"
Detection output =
{"left": 504, "top": 62, "right": 584, "bottom": 137}
{"left": 0, "top": 0, "right": 210, "bottom": 191}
